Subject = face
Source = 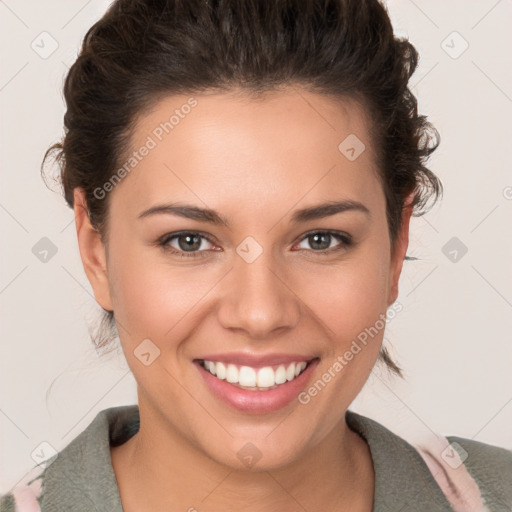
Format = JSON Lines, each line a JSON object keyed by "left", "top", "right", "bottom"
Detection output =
{"left": 75, "top": 88, "right": 411, "bottom": 471}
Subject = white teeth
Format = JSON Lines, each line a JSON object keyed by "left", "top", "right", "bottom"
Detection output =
{"left": 207, "top": 361, "right": 216, "bottom": 375}
{"left": 239, "top": 366, "right": 256, "bottom": 387}
{"left": 275, "top": 365, "right": 287, "bottom": 384}
{"left": 216, "top": 362, "right": 226, "bottom": 380}
{"left": 256, "top": 366, "right": 275, "bottom": 387}
{"left": 295, "top": 361, "right": 307, "bottom": 376}
{"left": 226, "top": 364, "right": 238, "bottom": 383}
{"left": 201, "top": 360, "right": 310, "bottom": 389}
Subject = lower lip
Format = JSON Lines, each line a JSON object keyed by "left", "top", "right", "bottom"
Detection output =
{"left": 195, "top": 359, "right": 319, "bottom": 414}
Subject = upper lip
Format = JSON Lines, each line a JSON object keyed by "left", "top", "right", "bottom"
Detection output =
{"left": 195, "top": 352, "right": 317, "bottom": 368}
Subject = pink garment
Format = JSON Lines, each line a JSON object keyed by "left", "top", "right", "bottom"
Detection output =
{"left": 414, "top": 434, "right": 490, "bottom": 512}
{"left": 9, "top": 465, "right": 44, "bottom": 512}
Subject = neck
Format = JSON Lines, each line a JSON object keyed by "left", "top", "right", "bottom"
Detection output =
{"left": 111, "top": 401, "right": 374, "bottom": 512}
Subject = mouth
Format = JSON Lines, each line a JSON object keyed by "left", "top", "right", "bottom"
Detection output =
{"left": 194, "top": 356, "right": 320, "bottom": 413}
{"left": 198, "top": 359, "right": 311, "bottom": 390}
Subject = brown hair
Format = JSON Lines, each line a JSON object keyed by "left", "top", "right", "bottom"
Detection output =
{"left": 42, "top": 0, "right": 442, "bottom": 377}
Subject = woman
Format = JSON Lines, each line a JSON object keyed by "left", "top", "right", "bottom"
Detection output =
{"left": 1, "top": 0, "right": 510, "bottom": 511}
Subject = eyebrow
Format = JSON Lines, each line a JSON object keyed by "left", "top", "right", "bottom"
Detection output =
{"left": 137, "top": 200, "right": 371, "bottom": 227}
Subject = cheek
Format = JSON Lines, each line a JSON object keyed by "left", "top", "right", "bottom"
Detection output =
{"left": 298, "top": 242, "right": 391, "bottom": 348}
{"left": 106, "top": 235, "right": 179, "bottom": 338}
{"left": 107, "top": 238, "right": 223, "bottom": 348}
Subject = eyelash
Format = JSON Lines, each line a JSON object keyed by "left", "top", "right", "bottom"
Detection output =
{"left": 157, "top": 230, "right": 353, "bottom": 259}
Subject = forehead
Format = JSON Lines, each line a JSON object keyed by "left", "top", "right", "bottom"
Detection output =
{"left": 111, "top": 88, "right": 383, "bottom": 218}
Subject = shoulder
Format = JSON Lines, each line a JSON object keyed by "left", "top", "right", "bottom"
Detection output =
{"left": 446, "top": 435, "right": 512, "bottom": 511}
{"left": 414, "top": 432, "right": 512, "bottom": 512}
{"left": 0, "top": 464, "right": 45, "bottom": 512}
{"left": 1, "top": 405, "right": 137, "bottom": 512}
{"left": 346, "top": 409, "right": 512, "bottom": 511}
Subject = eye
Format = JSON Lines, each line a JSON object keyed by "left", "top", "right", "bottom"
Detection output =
{"left": 157, "top": 229, "right": 353, "bottom": 259}
{"left": 294, "top": 230, "right": 352, "bottom": 254}
{"left": 158, "top": 231, "right": 216, "bottom": 258}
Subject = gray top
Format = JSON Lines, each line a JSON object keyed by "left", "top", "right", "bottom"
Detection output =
{"left": 1, "top": 405, "right": 511, "bottom": 511}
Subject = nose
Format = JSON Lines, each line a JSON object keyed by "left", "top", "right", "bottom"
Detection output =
{"left": 217, "top": 248, "right": 301, "bottom": 339}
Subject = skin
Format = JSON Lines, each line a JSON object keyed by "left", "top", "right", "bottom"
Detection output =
{"left": 74, "top": 87, "right": 412, "bottom": 512}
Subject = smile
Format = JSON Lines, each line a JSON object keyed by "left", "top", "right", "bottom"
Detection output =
{"left": 199, "top": 360, "right": 309, "bottom": 390}
{"left": 195, "top": 356, "right": 319, "bottom": 413}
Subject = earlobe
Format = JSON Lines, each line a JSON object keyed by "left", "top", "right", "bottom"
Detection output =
{"left": 387, "top": 194, "right": 414, "bottom": 306}
{"left": 73, "top": 188, "right": 114, "bottom": 311}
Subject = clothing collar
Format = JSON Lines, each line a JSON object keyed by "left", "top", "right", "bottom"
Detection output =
{"left": 40, "top": 405, "right": 452, "bottom": 512}
{"left": 345, "top": 409, "right": 453, "bottom": 511}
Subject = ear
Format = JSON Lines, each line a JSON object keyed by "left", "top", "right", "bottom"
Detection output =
{"left": 387, "top": 193, "right": 414, "bottom": 306}
{"left": 73, "top": 188, "right": 114, "bottom": 311}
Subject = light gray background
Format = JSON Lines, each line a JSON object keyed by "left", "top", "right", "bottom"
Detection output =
{"left": 1, "top": 0, "right": 511, "bottom": 491}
